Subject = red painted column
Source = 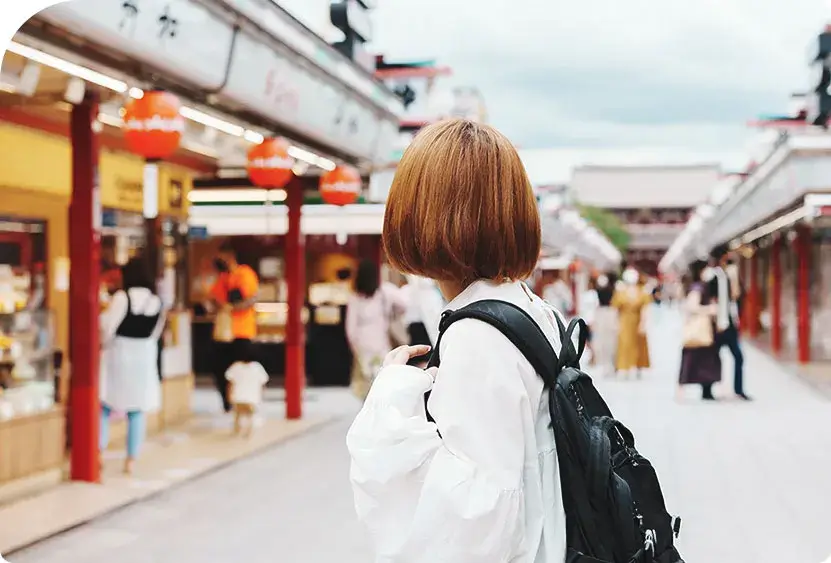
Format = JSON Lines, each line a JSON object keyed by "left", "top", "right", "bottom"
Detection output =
{"left": 770, "top": 236, "right": 782, "bottom": 354}
{"left": 284, "top": 177, "right": 305, "bottom": 419}
{"left": 796, "top": 225, "right": 812, "bottom": 363}
{"left": 747, "top": 251, "right": 760, "bottom": 338}
{"left": 69, "top": 94, "right": 101, "bottom": 482}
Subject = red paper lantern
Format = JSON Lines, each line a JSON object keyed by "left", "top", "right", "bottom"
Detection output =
{"left": 122, "top": 90, "right": 184, "bottom": 160}
{"left": 247, "top": 137, "right": 295, "bottom": 188}
{"left": 319, "top": 165, "right": 362, "bottom": 206}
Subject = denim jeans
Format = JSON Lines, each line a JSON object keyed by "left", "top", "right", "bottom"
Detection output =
{"left": 100, "top": 404, "right": 145, "bottom": 459}
{"left": 715, "top": 324, "right": 745, "bottom": 395}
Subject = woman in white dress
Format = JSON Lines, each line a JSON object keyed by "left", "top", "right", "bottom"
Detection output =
{"left": 99, "top": 258, "right": 166, "bottom": 474}
{"left": 346, "top": 119, "right": 568, "bottom": 562}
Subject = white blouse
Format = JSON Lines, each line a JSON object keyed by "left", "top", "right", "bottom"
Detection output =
{"left": 347, "top": 280, "right": 568, "bottom": 563}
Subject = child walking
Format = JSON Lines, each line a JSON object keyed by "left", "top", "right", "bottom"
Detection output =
{"left": 224, "top": 341, "right": 268, "bottom": 437}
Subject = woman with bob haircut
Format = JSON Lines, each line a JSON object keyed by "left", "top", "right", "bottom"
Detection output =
{"left": 346, "top": 119, "right": 567, "bottom": 562}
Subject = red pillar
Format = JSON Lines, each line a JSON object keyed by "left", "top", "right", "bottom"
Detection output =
{"left": 284, "top": 177, "right": 305, "bottom": 419}
{"left": 796, "top": 225, "right": 812, "bottom": 363}
{"left": 746, "top": 252, "right": 760, "bottom": 338}
{"left": 770, "top": 236, "right": 782, "bottom": 354}
{"left": 69, "top": 94, "right": 101, "bottom": 482}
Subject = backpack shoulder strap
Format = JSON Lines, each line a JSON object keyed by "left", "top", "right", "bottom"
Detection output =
{"left": 427, "top": 299, "right": 561, "bottom": 384}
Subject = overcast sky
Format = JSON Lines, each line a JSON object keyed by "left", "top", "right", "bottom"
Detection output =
{"left": 282, "top": 0, "right": 831, "bottom": 178}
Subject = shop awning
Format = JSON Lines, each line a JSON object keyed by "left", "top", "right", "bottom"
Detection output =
{"left": 188, "top": 203, "right": 386, "bottom": 236}
{"left": 659, "top": 132, "right": 831, "bottom": 272}
{"left": 8, "top": 0, "right": 403, "bottom": 169}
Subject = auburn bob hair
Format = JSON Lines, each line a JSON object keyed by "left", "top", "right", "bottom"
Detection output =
{"left": 383, "top": 119, "right": 541, "bottom": 285}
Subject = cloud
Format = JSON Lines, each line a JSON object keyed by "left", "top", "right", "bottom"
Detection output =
{"left": 364, "top": 0, "right": 831, "bottom": 164}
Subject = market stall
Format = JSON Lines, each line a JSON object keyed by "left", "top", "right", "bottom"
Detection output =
{"left": 2, "top": 0, "right": 400, "bottom": 485}
{"left": 188, "top": 198, "right": 386, "bottom": 387}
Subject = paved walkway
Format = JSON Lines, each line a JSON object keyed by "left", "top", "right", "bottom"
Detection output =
{"left": 7, "top": 307, "right": 831, "bottom": 563}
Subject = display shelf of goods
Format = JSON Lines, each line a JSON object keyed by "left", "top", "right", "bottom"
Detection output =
{"left": 0, "top": 310, "right": 56, "bottom": 420}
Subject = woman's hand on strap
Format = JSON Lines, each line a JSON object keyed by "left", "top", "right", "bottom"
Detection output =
{"left": 383, "top": 345, "right": 431, "bottom": 368}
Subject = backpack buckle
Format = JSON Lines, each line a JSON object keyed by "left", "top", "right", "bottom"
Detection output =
{"left": 671, "top": 516, "right": 682, "bottom": 538}
{"left": 643, "top": 529, "right": 656, "bottom": 558}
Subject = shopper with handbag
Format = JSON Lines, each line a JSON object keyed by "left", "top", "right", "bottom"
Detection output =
{"left": 678, "top": 260, "right": 721, "bottom": 401}
{"left": 345, "top": 260, "right": 405, "bottom": 401}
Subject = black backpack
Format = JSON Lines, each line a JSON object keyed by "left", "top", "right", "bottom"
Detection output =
{"left": 425, "top": 299, "right": 684, "bottom": 563}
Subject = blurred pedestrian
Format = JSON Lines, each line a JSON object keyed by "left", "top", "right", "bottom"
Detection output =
{"left": 579, "top": 277, "right": 600, "bottom": 364}
{"left": 612, "top": 268, "right": 651, "bottom": 378}
{"left": 225, "top": 339, "right": 269, "bottom": 437}
{"left": 678, "top": 260, "right": 721, "bottom": 401}
{"left": 345, "top": 260, "right": 406, "bottom": 401}
{"left": 592, "top": 273, "right": 618, "bottom": 376}
{"left": 636, "top": 272, "right": 653, "bottom": 370}
{"left": 543, "top": 270, "right": 572, "bottom": 316}
{"left": 99, "top": 257, "right": 166, "bottom": 475}
{"left": 347, "top": 119, "right": 567, "bottom": 562}
{"left": 706, "top": 246, "right": 751, "bottom": 400}
{"left": 209, "top": 241, "right": 260, "bottom": 412}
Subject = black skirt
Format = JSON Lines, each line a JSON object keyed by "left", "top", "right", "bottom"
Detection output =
{"left": 678, "top": 346, "right": 722, "bottom": 385}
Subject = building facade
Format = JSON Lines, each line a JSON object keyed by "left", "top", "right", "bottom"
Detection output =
{"left": 569, "top": 165, "right": 720, "bottom": 275}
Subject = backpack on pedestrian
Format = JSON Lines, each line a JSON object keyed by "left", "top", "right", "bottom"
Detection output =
{"left": 426, "top": 300, "right": 685, "bottom": 563}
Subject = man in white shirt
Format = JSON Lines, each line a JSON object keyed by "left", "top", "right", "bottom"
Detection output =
{"left": 707, "top": 246, "right": 751, "bottom": 401}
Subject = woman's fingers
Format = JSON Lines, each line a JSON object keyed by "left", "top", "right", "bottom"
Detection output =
{"left": 407, "top": 345, "right": 432, "bottom": 359}
{"left": 382, "top": 345, "right": 432, "bottom": 367}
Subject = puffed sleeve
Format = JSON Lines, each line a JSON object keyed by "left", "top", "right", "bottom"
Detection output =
{"left": 346, "top": 318, "right": 528, "bottom": 562}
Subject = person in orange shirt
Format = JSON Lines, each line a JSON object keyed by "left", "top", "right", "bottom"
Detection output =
{"left": 210, "top": 241, "right": 260, "bottom": 412}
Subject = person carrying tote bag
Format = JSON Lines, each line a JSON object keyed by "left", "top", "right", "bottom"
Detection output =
{"left": 678, "top": 260, "right": 721, "bottom": 401}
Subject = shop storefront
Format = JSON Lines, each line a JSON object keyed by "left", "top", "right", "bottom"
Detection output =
{"left": 2, "top": 0, "right": 400, "bottom": 485}
{"left": 0, "top": 123, "right": 66, "bottom": 491}
{"left": 0, "top": 114, "right": 205, "bottom": 494}
{"left": 188, "top": 197, "right": 386, "bottom": 387}
{"left": 660, "top": 132, "right": 831, "bottom": 364}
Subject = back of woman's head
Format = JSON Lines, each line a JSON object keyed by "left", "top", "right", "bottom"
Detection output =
{"left": 383, "top": 119, "right": 541, "bottom": 285}
{"left": 354, "top": 260, "right": 379, "bottom": 297}
{"left": 121, "top": 258, "right": 154, "bottom": 291}
{"left": 689, "top": 260, "right": 707, "bottom": 285}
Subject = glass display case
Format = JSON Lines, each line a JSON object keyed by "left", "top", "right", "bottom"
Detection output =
{"left": 254, "top": 302, "right": 310, "bottom": 343}
{"left": 0, "top": 309, "right": 55, "bottom": 420}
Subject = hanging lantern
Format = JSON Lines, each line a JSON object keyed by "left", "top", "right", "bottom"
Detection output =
{"left": 122, "top": 90, "right": 184, "bottom": 160}
{"left": 247, "top": 137, "right": 295, "bottom": 188}
{"left": 319, "top": 165, "right": 362, "bottom": 206}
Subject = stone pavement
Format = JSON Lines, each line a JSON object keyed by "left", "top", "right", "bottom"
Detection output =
{"left": 6, "top": 306, "right": 831, "bottom": 563}
{"left": 0, "top": 387, "right": 353, "bottom": 556}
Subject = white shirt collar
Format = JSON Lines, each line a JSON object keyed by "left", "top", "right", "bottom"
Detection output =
{"left": 443, "top": 279, "right": 527, "bottom": 312}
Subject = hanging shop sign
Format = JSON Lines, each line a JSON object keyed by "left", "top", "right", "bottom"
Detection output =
{"left": 220, "top": 34, "right": 382, "bottom": 161}
{"left": 39, "top": 0, "right": 403, "bottom": 164}
{"left": 247, "top": 137, "right": 295, "bottom": 189}
{"left": 122, "top": 90, "right": 184, "bottom": 160}
{"left": 320, "top": 165, "right": 362, "bottom": 206}
{"left": 40, "top": 0, "right": 234, "bottom": 90}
